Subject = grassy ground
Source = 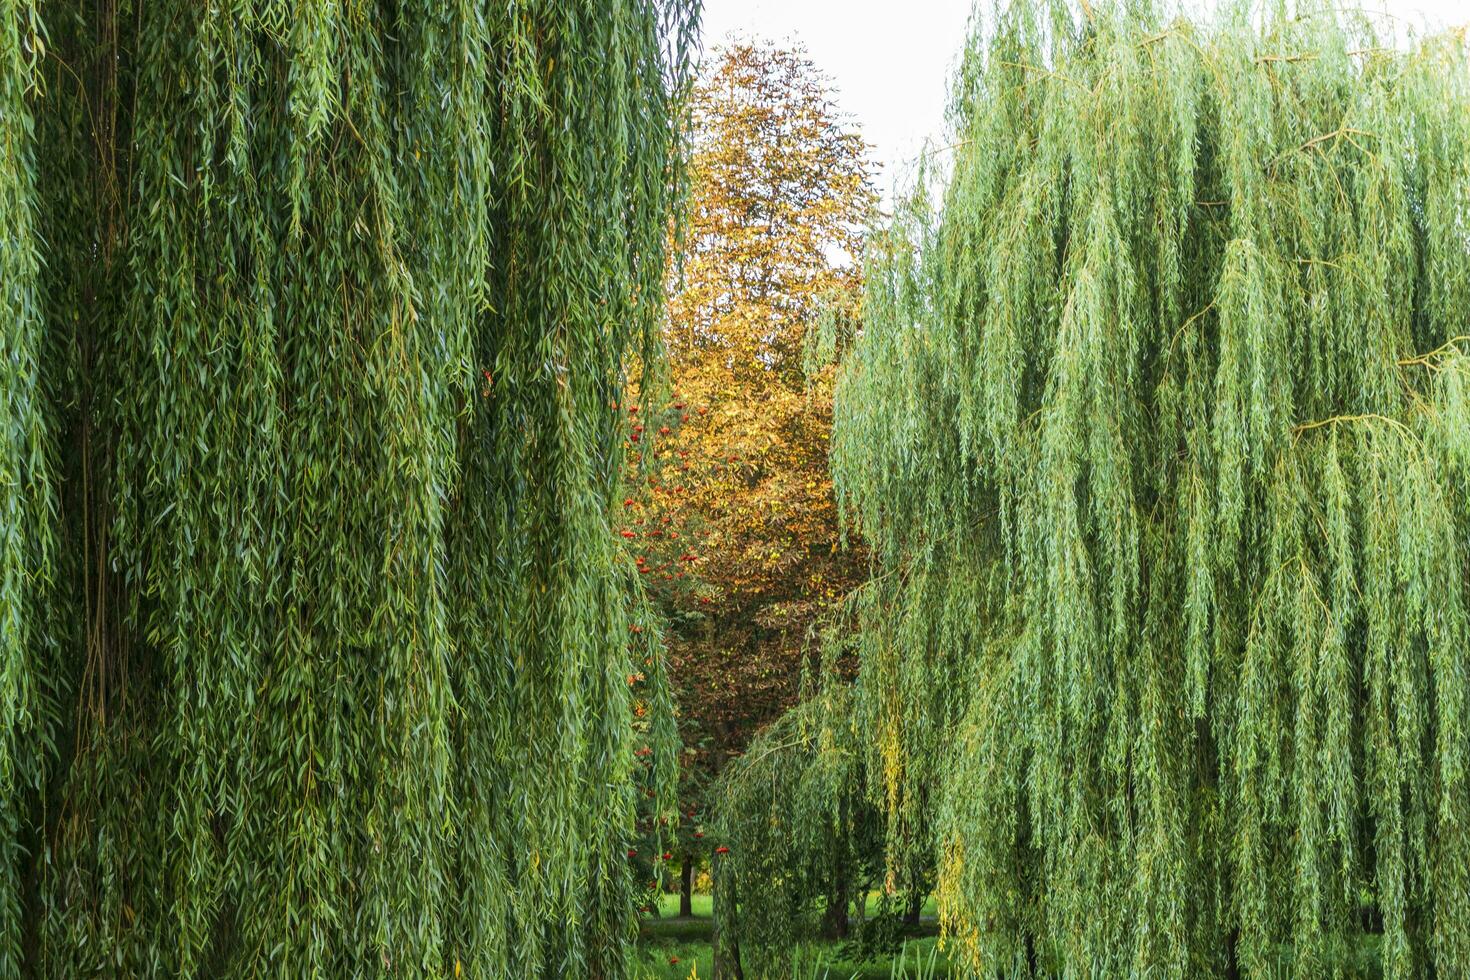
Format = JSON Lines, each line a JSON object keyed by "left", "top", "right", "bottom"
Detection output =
{"left": 635, "top": 894, "right": 952, "bottom": 979}
{"left": 649, "top": 893, "right": 935, "bottom": 921}
{"left": 635, "top": 895, "right": 1391, "bottom": 978}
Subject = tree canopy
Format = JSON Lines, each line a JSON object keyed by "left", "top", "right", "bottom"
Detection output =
{"left": 830, "top": 1, "right": 1470, "bottom": 977}
{"left": 1, "top": 0, "right": 695, "bottom": 975}
{"left": 627, "top": 40, "right": 876, "bottom": 787}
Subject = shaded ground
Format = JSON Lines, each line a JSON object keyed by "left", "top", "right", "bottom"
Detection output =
{"left": 635, "top": 894, "right": 951, "bottom": 979}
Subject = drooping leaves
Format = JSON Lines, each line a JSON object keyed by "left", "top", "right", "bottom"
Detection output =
{"left": 833, "top": 2, "right": 1470, "bottom": 977}
{"left": 1, "top": 0, "right": 698, "bottom": 975}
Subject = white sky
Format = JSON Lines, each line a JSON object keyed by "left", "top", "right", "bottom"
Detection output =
{"left": 698, "top": 0, "right": 1470, "bottom": 196}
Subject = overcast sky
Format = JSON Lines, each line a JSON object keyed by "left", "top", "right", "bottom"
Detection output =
{"left": 698, "top": 0, "right": 1470, "bottom": 195}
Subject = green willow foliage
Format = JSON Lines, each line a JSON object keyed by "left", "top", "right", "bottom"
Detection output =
{"left": 711, "top": 660, "right": 878, "bottom": 978}
{"left": 1, "top": 0, "right": 696, "bottom": 975}
{"left": 832, "top": 1, "right": 1470, "bottom": 977}
{"left": 2, "top": 2, "right": 58, "bottom": 974}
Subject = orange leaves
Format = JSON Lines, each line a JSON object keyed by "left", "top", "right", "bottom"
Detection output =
{"left": 609, "top": 41, "right": 875, "bottom": 789}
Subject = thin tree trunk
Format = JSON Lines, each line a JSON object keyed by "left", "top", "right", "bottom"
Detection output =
{"left": 903, "top": 891, "right": 922, "bottom": 928}
{"left": 821, "top": 860, "right": 849, "bottom": 939}
{"left": 679, "top": 853, "right": 694, "bottom": 917}
{"left": 1224, "top": 928, "right": 1240, "bottom": 980}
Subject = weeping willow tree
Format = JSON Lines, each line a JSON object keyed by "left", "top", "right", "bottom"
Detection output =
{"left": 831, "top": 1, "right": 1470, "bottom": 976}
{"left": 709, "top": 648, "right": 889, "bottom": 979}
{"left": 0, "top": 0, "right": 696, "bottom": 975}
{"left": 1, "top": 4, "right": 59, "bottom": 974}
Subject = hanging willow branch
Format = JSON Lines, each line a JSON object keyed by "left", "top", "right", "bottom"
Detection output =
{"left": 832, "top": 1, "right": 1470, "bottom": 977}
{"left": 0, "top": 0, "right": 698, "bottom": 976}
{"left": 1, "top": 4, "right": 61, "bottom": 976}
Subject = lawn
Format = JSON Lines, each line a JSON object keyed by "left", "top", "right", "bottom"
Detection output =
{"left": 636, "top": 894, "right": 952, "bottom": 979}
{"left": 647, "top": 892, "right": 936, "bottom": 922}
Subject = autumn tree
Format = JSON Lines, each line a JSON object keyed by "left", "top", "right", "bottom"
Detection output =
{"left": 669, "top": 41, "right": 872, "bottom": 384}
{"left": 618, "top": 40, "right": 876, "bottom": 908}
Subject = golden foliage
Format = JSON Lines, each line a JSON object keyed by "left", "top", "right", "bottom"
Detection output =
{"left": 623, "top": 41, "right": 876, "bottom": 759}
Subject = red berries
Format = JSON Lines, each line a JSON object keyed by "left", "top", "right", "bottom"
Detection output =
{"left": 620, "top": 529, "right": 635, "bottom": 539}
{"left": 628, "top": 849, "right": 638, "bottom": 858}
{"left": 662, "top": 851, "right": 673, "bottom": 861}
{"left": 715, "top": 846, "right": 730, "bottom": 855}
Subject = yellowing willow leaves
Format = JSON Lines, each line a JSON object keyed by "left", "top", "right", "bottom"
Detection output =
{"left": 0, "top": 1, "right": 695, "bottom": 976}
{"left": 833, "top": 1, "right": 1470, "bottom": 977}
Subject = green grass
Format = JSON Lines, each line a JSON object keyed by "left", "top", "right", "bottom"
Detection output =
{"left": 651, "top": 892, "right": 714, "bottom": 919}
{"left": 647, "top": 892, "right": 934, "bottom": 922}
{"left": 637, "top": 895, "right": 1390, "bottom": 978}
{"left": 636, "top": 893, "right": 951, "bottom": 979}
{"left": 632, "top": 936, "right": 950, "bottom": 979}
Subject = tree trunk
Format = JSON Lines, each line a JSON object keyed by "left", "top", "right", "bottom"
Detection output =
{"left": 821, "top": 865, "right": 850, "bottom": 939}
{"left": 1224, "top": 928, "right": 1240, "bottom": 980}
{"left": 903, "top": 891, "right": 922, "bottom": 928}
{"left": 680, "top": 853, "right": 694, "bottom": 917}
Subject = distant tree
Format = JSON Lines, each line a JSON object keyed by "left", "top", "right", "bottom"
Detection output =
{"left": 669, "top": 41, "right": 873, "bottom": 384}
{"left": 617, "top": 39, "right": 877, "bottom": 915}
